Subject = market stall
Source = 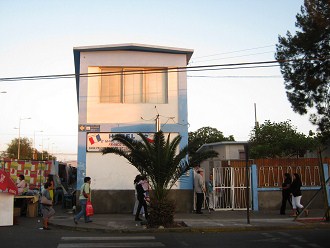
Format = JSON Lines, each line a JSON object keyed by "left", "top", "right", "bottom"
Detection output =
{"left": 0, "top": 170, "right": 18, "bottom": 226}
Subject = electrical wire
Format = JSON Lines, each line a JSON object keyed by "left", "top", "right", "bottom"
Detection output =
{"left": 191, "top": 45, "right": 275, "bottom": 59}
{"left": 190, "top": 51, "right": 275, "bottom": 64}
{"left": 188, "top": 75, "right": 282, "bottom": 78}
{"left": 1, "top": 57, "right": 328, "bottom": 82}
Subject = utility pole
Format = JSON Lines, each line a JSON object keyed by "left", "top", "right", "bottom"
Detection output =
{"left": 155, "top": 114, "right": 160, "bottom": 132}
{"left": 17, "top": 117, "right": 31, "bottom": 159}
{"left": 254, "top": 103, "right": 259, "bottom": 128}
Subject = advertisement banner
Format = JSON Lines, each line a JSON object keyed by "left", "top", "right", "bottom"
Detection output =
{"left": 86, "top": 132, "right": 179, "bottom": 152}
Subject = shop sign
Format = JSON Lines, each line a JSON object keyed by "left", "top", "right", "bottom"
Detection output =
{"left": 86, "top": 132, "right": 179, "bottom": 152}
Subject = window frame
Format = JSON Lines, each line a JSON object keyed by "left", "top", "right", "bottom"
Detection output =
{"left": 99, "top": 67, "right": 168, "bottom": 104}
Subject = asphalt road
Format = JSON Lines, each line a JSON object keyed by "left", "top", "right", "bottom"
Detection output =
{"left": 0, "top": 224, "right": 329, "bottom": 248}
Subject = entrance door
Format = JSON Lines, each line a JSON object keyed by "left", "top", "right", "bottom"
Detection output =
{"left": 213, "top": 166, "right": 251, "bottom": 210}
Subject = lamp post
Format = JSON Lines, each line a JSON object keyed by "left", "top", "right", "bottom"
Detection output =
{"left": 39, "top": 137, "right": 49, "bottom": 160}
{"left": 33, "top": 130, "right": 43, "bottom": 160}
{"left": 17, "top": 117, "right": 31, "bottom": 160}
{"left": 33, "top": 130, "right": 43, "bottom": 150}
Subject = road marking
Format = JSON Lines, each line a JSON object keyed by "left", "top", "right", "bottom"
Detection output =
{"left": 261, "top": 233, "right": 274, "bottom": 238}
{"left": 58, "top": 236, "right": 164, "bottom": 248}
{"left": 277, "top": 232, "right": 291, "bottom": 237}
{"left": 58, "top": 242, "right": 164, "bottom": 248}
{"left": 61, "top": 237, "right": 156, "bottom": 241}
{"left": 307, "top": 244, "right": 323, "bottom": 248}
{"left": 292, "top": 236, "right": 307, "bottom": 243}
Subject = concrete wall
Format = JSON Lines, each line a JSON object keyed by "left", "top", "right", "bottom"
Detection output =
{"left": 214, "top": 144, "right": 244, "bottom": 160}
{"left": 76, "top": 189, "right": 194, "bottom": 213}
{"left": 84, "top": 52, "right": 182, "bottom": 124}
{"left": 258, "top": 190, "right": 326, "bottom": 210}
{"left": 77, "top": 49, "right": 189, "bottom": 190}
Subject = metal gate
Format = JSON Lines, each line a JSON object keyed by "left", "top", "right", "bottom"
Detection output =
{"left": 212, "top": 167, "right": 251, "bottom": 210}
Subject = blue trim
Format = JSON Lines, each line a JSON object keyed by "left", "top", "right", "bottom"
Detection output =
{"left": 257, "top": 186, "right": 321, "bottom": 191}
{"left": 323, "top": 164, "right": 330, "bottom": 206}
{"left": 73, "top": 50, "right": 81, "bottom": 110}
{"left": 76, "top": 133, "right": 87, "bottom": 190}
{"left": 251, "top": 164, "right": 258, "bottom": 211}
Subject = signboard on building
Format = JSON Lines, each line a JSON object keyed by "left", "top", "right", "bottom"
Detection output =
{"left": 86, "top": 132, "right": 179, "bottom": 152}
{"left": 79, "top": 124, "right": 100, "bottom": 132}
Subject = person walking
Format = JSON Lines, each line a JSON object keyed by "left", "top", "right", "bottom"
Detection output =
{"left": 207, "top": 174, "right": 215, "bottom": 211}
{"left": 134, "top": 175, "right": 149, "bottom": 221}
{"left": 74, "top": 177, "right": 92, "bottom": 224}
{"left": 133, "top": 174, "right": 144, "bottom": 217}
{"left": 290, "top": 173, "right": 308, "bottom": 217}
{"left": 280, "top": 173, "right": 292, "bottom": 215}
{"left": 194, "top": 168, "right": 205, "bottom": 214}
{"left": 41, "top": 182, "right": 55, "bottom": 230}
{"left": 46, "top": 174, "right": 55, "bottom": 204}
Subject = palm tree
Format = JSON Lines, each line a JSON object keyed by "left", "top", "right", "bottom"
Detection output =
{"left": 101, "top": 131, "right": 217, "bottom": 227}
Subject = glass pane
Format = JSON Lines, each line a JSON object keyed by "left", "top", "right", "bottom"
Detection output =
{"left": 145, "top": 69, "right": 167, "bottom": 103}
{"left": 100, "top": 69, "right": 121, "bottom": 103}
{"left": 124, "top": 69, "right": 142, "bottom": 103}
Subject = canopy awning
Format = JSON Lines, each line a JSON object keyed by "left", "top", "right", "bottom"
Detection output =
{"left": 0, "top": 170, "right": 18, "bottom": 195}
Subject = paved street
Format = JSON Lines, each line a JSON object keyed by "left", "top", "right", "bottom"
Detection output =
{"left": 1, "top": 225, "right": 329, "bottom": 248}
{"left": 1, "top": 205, "right": 329, "bottom": 247}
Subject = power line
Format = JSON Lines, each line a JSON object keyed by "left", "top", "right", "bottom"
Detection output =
{"left": 191, "top": 45, "right": 275, "bottom": 59}
{"left": 0, "top": 60, "right": 279, "bottom": 81}
{"left": 188, "top": 75, "right": 282, "bottom": 78}
{"left": 0, "top": 57, "right": 328, "bottom": 82}
{"left": 190, "top": 51, "right": 275, "bottom": 64}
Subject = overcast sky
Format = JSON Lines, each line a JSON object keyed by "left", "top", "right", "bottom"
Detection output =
{"left": 0, "top": 0, "right": 314, "bottom": 161}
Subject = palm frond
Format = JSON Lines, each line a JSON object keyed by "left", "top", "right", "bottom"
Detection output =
{"left": 102, "top": 131, "right": 218, "bottom": 201}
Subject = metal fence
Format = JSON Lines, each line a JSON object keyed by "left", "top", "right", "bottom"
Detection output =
{"left": 213, "top": 166, "right": 251, "bottom": 210}
{"left": 208, "top": 158, "right": 329, "bottom": 210}
{"left": 254, "top": 158, "right": 325, "bottom": 187}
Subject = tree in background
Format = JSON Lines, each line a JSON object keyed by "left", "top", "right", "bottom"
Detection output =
{"left": 188, "top": 126, "right": 235, "bottom": 150}
{"left": 275, "top": 0, "right": 330, "bottom": 138}
{"left": 1, "top": 138, "right": 55, "bottom": 161}
{"left": 249, "top": 120, "right": 317, "bottom": 158}
{"left": 4, "top": 137, "right": 34, "bottom": 160}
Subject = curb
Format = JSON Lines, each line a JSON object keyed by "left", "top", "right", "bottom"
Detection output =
{"left": 50, "top": 221, "right": 330, "bottom": 234}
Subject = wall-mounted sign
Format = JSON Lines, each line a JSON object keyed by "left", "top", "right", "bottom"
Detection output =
{"left": 79, "top": 124, "right": 100, "bottom": 132}
{"left": 86, "top": 132, "right": 179, "bottom": 152}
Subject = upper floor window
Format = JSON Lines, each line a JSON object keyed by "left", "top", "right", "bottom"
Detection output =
{"left": 100, "top": 67, "right": 168, "bottom": 104}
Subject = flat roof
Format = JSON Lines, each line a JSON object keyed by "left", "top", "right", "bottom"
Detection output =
{"left": 73, "top": 43, "right": 194, "bottom": 63}
{"left": 197, "top": 141, "right": 248, "bottom": 152}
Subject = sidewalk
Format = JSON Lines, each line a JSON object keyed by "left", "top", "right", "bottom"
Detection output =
{"left": 41, "top": 206, "right": 330, "bottom": 233}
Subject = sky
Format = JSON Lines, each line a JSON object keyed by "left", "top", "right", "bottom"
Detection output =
{"left": 0, "top": 0, "right": 315, "bottom": 161}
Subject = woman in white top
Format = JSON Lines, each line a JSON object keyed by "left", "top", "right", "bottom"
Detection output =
{"left": 17, "top": 174, "right": 27, "bottom": 195}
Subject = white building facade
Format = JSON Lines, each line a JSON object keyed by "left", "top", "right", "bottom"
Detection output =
{"left": 73, "top": 44, "right": 194, "bottom": 213}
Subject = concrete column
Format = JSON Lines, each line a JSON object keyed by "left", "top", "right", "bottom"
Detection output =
{"left": 251, "top": 164, "right": 258, "bottom": 211}
{"left": 323, "top": 163, "right": 330, "bottom": 206}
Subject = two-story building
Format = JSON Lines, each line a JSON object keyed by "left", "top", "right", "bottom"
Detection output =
{"left": 73, "top": 43, "right": 194, "bottom": 212}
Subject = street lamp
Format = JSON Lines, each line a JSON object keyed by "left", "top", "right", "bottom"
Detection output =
{"left": 33, "top": 130, "right": 43, "bottom": 160}
{"left": 39, "top": 137, "right": 49, "bottom": 160}
{"left": 33, "top": 130, "right": 43, "bottom": 149}
{"left": 17, "top": 117, "right": 31, "bottom": 160}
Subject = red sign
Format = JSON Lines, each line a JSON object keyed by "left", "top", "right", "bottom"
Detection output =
{"left": 0, "top": 170, "right": 18, "bottom": 195}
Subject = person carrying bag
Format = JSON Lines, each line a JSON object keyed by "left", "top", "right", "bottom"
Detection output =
{"left": 41, "top": 182, "right": 55, "bottom": 230}
{"left": 73, "top": 177, "right": 93, "bottom": 224}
